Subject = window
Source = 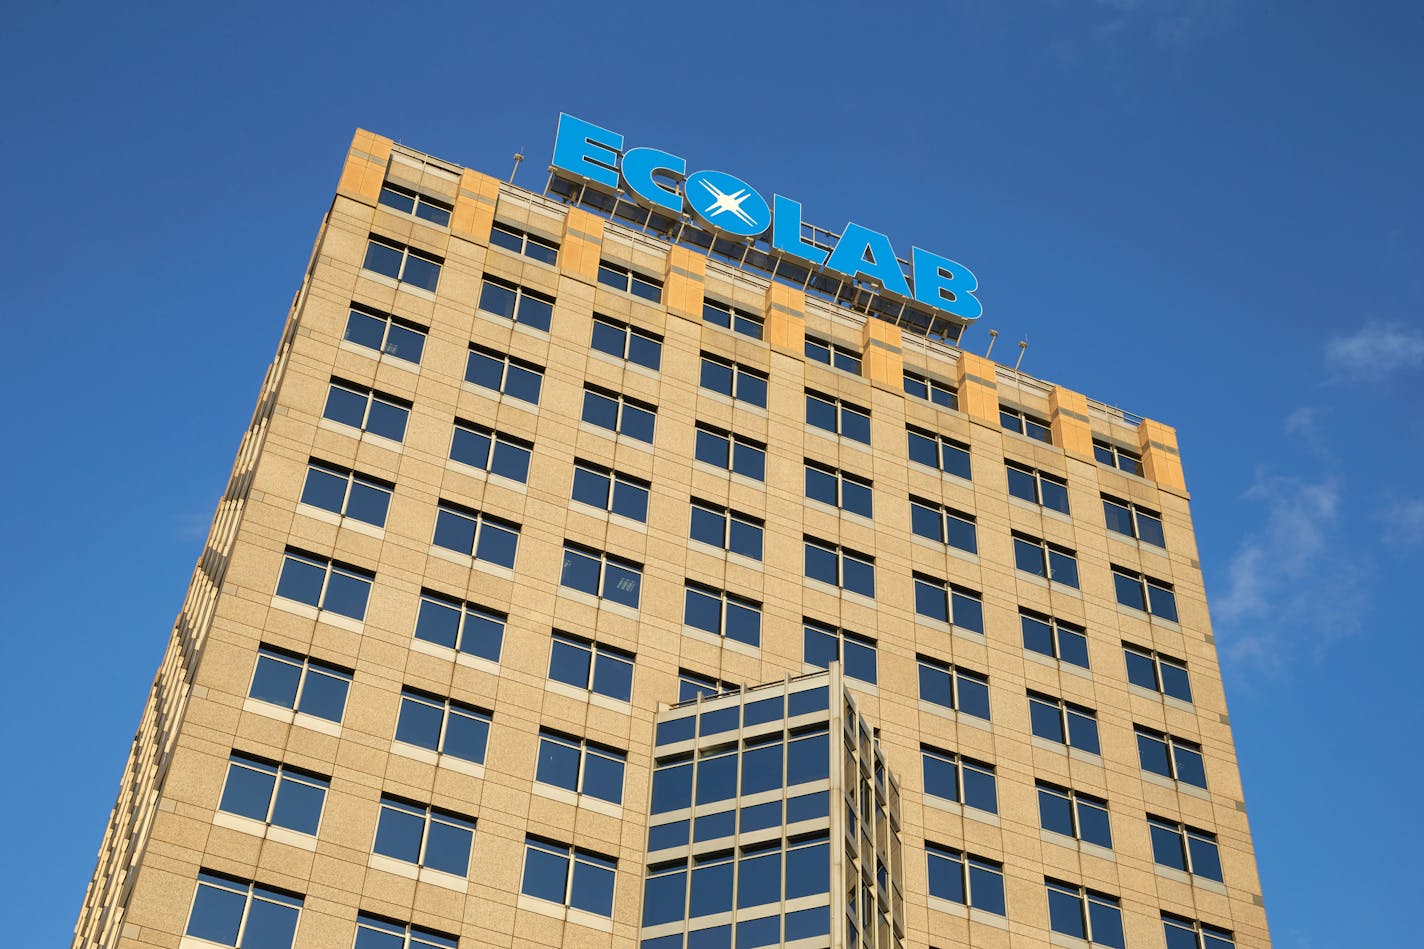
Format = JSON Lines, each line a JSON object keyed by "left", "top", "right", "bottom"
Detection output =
{"left": 489, "top": 220, "right": 559, "bottom": 264}
{"left": 597, "top": 260, "right": 662, "bottom": 301}
{"left": 548, "top": 633, "right": 634, "bottom": 702}
{"left": 412, "top": 590, "right": 505, "bottom": 663}
{"left": 926, "top": 845, "right": 1006, "bottom": 915}
{"left": 362, "top": 236, "right": 441, "bottom": 292}
{"left": 916, "top": 656, "right": 991, "bottom": 720}
{"left": 561, "top": 543, "right": 642, "bottom": 608}
{"left": 1149, "top": 817, "right": 1223, "bottom": 881}
{"left": 805, "top": 462, "right": 873, "bottom": 517}
{"left": 702, "top": 298, "right": 763, "bottom": 339}
{"left": 1095, "top": 438, "right": 1144, "bottom": 476}
{"left": 684, "top": 582, "right": 761, "bottom": 647}
{"left": 521, "top": 836, "right": 616, "bottom": 916}
{"left": 275, "top": 549, "right": 373, "bottom": 620}
{"left": 1037, "top": 782, "right": 1112, "bottom": 848}
{"left": 907, "top": 426, "right": 972, "bottom": 480}
{"left": 1013, "top": 533, "right": 1080, "bottom": 587}
{"left": 536, "top": 730, "right": 626, "bottom": 804}
{"left": 700, "top": 354, "right": 768, "bottom": 407}
{"left": 1136, "top": 728, "right": 1207, "bottom": 788}
{"left": 322, "top": 380, "right": 410, "bottom": 442}
{"left": 299, "top": 461, "right": 392, "bottom": 527}
{"left": 465, "top": 345, "right": 544, "bottom": 404}
{"left": 378, "top": 183, "right": 451, "bottom": 226}
{"left": 803, "top": 620, "right": 877, "bottom": 683}
{"left": 1005, "top": 462, "right": 1070, "bottom": 513}
{"left": 248, "top": 646, "right": 351, "bottom": 722}
{"left": 1103, "top": 495, "right": 1165, "bottom": 546}
{"left": 689, "top": 501, "right": 764, "bottom": 559}
{"left": 1163, "top": 914, "right": 1236, "bottom": 949}
{"left": 677, "top": 669, "right": 739, "bottom": 703}
{"left": 353, "top": 913, "right": 457, "bottom": 949}
{"left": 343, "top": 306, "right": 426, "bottom": 364}
{"left": 373, "top": 796, "right": 475, "bottom": 876}
{"left": 432, "top": 501, "right": 520, "bottom": 568}
{"left": 1113, "top": 567, "right": 1179, "bottom": 621}
{"left": 694, "top": 423, "right": 766, "bottom": 480}
{"left": 591, "top": 315, "right": 662, "bottom": 370}
{"left": 1021, "top": 610, "right": 1090, "bottom": 668}
{"left": 571, "top": 462, "right": 650, "bottom": 522}
{"left": 804, "top": 538, "right": 875, "bottom": 597}
{"left": 1029, "top": 693, "right": 1101, "bottom": 754}
{"left": 581, "top": 385, "right": 657, "bottom": 443}
{"left": 921, "top": 745, "right": 997, "bottom": 813}
{"left": 806, "top": 391, "right": 870, "bottom": 443}
{"left": 1046, "top": 881, "right": 1125, "bottom": 949}
{"left": 185, "top": 871, "right": 301, "bottom": 949}
{"left": 805, "top": 335, "right": 862, "bottom": 374}
{"left": 1124, "top": 644, "right": 1192, "bottom": 701}
{"left": 913, "top": 575, "right": 985, "bottom": 634}
{"left": 394, "top": 688, "right": 491, "bottom": 764}
{"left": 477, "top": 277, "right": 554, "bottom": 331}
{"left": 903, "top": 371, "right": 958, "bottom": 410}
{"left": 449, "top": 421, "right": 533, "bottom": 482}
{"left": 909, "top": 498, "right": 977, "bottom": 554}
{"left": 1000, "top": 407, "right": 1052, "bottom": 443}
{"left": 219, "top": 753, "right": 328, "bottom": 835}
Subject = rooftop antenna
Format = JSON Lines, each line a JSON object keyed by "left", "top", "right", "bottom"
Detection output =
{"left": 984, "top": 329, "right": 999, "bottom": 359}
{"left": 1014, "top": 338, "right": 1029, "bottom": 372}
{"left": 509, "top": 148, "right": 525, "bottom": 184}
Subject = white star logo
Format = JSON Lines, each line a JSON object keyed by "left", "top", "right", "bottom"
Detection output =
{"left": 698, "top": 179, "right": 758, "bottom": 228}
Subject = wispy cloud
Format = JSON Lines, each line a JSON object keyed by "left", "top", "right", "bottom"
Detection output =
{"left": 1378, "top": 498, "right": 1424, "bottom": 547}
{"left": 1092, "top": 0, "right": 1237, "bottom": 45}
{"left": 1324, "top": 322, "right": 1424, "bottom": 382}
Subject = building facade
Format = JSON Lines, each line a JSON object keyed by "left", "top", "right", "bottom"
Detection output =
{"left": 73, "top": 129, "right": 1271, "bottom": 949}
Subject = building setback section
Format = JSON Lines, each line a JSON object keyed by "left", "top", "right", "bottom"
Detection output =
{"left": 72, "top": 128, "right": 1270, "bottom": 949}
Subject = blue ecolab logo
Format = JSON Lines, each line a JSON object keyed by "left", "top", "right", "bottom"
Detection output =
{"left": 550, "top": 113, "right": 981, "bottom": 322}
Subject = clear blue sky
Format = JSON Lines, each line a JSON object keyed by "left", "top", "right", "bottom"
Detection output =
{"left": 3, "top": 2, "right": 1420, "bottom": 946}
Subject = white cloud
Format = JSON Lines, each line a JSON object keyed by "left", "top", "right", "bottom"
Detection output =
{"left": 1324, "top": 322, "right": 1424, "bottom": 381}
{"left": 1379, "top": 498, "right": 1424, "bottom": 546}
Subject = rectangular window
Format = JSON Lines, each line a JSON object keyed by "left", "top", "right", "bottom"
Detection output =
{"left": 806, "top": 391, "right": 871, "bottom": 443}
{"left": 1013, "top": 533, "right": 1080, "bottom": 587}
{"left": 394, "top": 688, "right": 491, "bottom": 764}
{"left": 920, "top": 745, "right": 997, "bottom": 813}
{"left": 1123, "top": 644, "right": 1193, "bottom": 702}
{"left": 275, "top": 549, "right": 373, "bottom": 620}
{"left": 343, "top": 305, "right": 426, "bottom": 364}
{"left": 1005, "top": 461, "right": 1070, "bottom": 513}
{"left": 1095, "top": 438, "right": 1144, "bottom": 476}
{"left": 804, "top": 335, "right": 863, "bottom": 374}
{"left": 913, "top": 575, "right": 985, "bottom": 634}
{"left": 909, "top": 497, "right": 978, "bottom": 554}
{"left": 412, "top": 590, "right": 506, "bottom": 663}
{"left": 362, "top": 236, "right": 441, "bottom": 292}
{"left": 925, "top": 845, "right": 1005, "bottom": 915}
{"left": 597, "top": 260, "right": 662, "bottom": 301}
{"left": 353, "top": 913, "right": 457, "bottom": 949}
{"left": 520, "top": 836, "right": 616, "bottom": 916}
{"left": 689, "top": 501, "right": 764, "bottom": 559}
{"left": 219, "top": 753, "right": 328, "bottom": 835}
{"left": 1001, "top": 407, "right": 1052, "bottom": 444}
{"left": 322, "top": 379, "right": 410, "bottom": 442}
{"left": 449, "top": 421, "right": 533, "bottom": 483}
{"left": 677, "top": 669, "right": 739, "bottom": 703}
{"left": 1021, "top": 610, "right": 1090, "bottom": 668}
{"left": 702, "top": 298, "right": 763, "bottom": 339}
{"left": 432, "top": 501, "right": 520, "bottom": 568}
{"left": 907, "top": 425, "right": 972, "bottom": 480}
{"left": 465, "top": 345, "right": 544, "bottom": 405}
{"left": 591, "top": 315, "right": 662, "bottom": 370}
{"left": 378, "top": 183, "right": 451, "bottom": 226}
{"left": 581, "top": 385, "right": 657, "bottom": 443}
{"left": 700, "top": 354, "right": 768, "bottom": 407}
{"left": 477, "top": 276, "right": 554, "bottom": 331}
{"left": 1163, "top": 914, "right": 1236, "bottom": 949}
{"left": 804, "top": 462, "right": 873, "bottom": 517}
{"left": 684, "top": 582, "right": 762, "bottom": 647}
{"left": 185, "top": 871, "right": 302, "bottom": 949}
{"left": 1036, "top": 782, "right": 1112, "bottom": 848}
{"left": 536, "top": 729, "right": 626, "bottom": 804}
{"left": 1136, "top": 727, "right": 1208, "bottom": 788}
{"left": 1103, "top": 495, "right": 1165, "bottom": 546}
{"left": 1113, "top": 567, "right": 1179, "bottom": 621}
{"left": 373, "top": 796, "right": 475, "bottom": 876}
{"left": 803, "top": 620, "right": 877, "bottom": 683}
{"left": 561, "top": 543, "right": 643, "bottom": 608}
{"left": 548, "top": 632, "right": 634, "bottom": 702}
{"left": 299, "top": 461, "right": 392, "bottom": 527}
{"left": 916, "top": 656, "right": 991, "bottom": 720}
{"left": 1046, "top": 880, "right": 1125, "bottom": 949}
{"left": 571, "top": 462, "right": 650, "bottom": 523}
{"left": 804, "top": 537, "right": 875, "bottom": 597}
{"left": 694, "top": 423, "right": 766, "bottom": 480}
{"left": 489, "top": 220, "right": 559, "bottom": 264}
{"left": 1029, "top": 692, "right": 1101, "bottom": 754}
{"left": 248, "top": 646, "right": 351, "bottom": 722}
{"left": 1149, "top": 817, "right": 1224, "bottom": 881}
{"left": 903, "top": 371, "right": 958, "bottom": 410}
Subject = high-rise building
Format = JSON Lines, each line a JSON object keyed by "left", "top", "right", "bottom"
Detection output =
{"left": 73, "top": 124, "right": 1271, "bottom": 949}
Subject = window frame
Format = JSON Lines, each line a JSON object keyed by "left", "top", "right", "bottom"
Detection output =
{"left": 1094, "top": 438, "right": 1145, "bottom": 475}
{"left": 548, "top": 632, "right": 634, "bottom": 702}
{"left": 683, "top": 581, "right": 763, "bottom": 647}
{"left": 342, "top": 304, "right": 427, "bottom": 365}
{"left": 596, "top": 260, "right": 662, "bottom": 301}
{"left": 488, "top": 220, "right": 559, "bottom": 264}
{"left": 699, "top": 353, "right": 768, "bottom": 408}
{"left": 1136, "top": 727, "right": 1208, "bottom": 788}
{"left": 431, "top": 500, "right": 521, "bottom": 568}
{"left": 1036, "top": 781, "right": 1113, "bottom": 849}
{"left": 353, "top": 912, "right": 458, "bottom": 949}
{"left": 915, "top": 655, "right": 991, "bottom": 720}
{"left": 298, "top": 460, "right": 393, "bottom": 528}
{"left": 362, "top": 235, "right": 442, "bottom": 292}
{"left": 912, "top": 574, "right": 985, "bottom": 634}
{"left": 1103, "top": 494, "right": 1165, "bottom": 546}
{"left": 411, "top": 589, "right": 507, "bottom": 663}
{"left": 1000, "top": 406, "right": 1052, "bottom": 443}
{"left": 464, "top": 345, "right": 545, "bottom": 405}
{"left": 1028, "top": 692, "right": 1101, "bottom": 755}
{"left": 1123, "top": 643, "right": 1193, "bottom": 702}
{"left": 806, "top": 390, "right": 871, "bottom": 444}
{"left": 903, "top": 370, "right": 958, "bottom": 410}
{"left": 274, "top": 549, "right": 373, "bottom": 621}
{"left": 804, "top": 335, "right": 863, "bottom": 374}
{"left": 1005, "top": 461, "right": 1070, "bottom": 513}
{"left": 247, "top": 645, "right": 352, "bottom": 723}
{"left": 1162, "top": 914, "right": 1236, "bottom": 949}
{"left": 581, "top": 385, "right": 658, "bottom": 444}
{"left": 570, "top": 461, "right": 651, "bottom": 523}
{"left": 676, "top": 669, "right": 740, "bottom": 703}
{"left": 321, "top": 379, "right": 411, "bottom": 443}
{"left": 803, "top": 537, "right": 876, "bottom": 598}
{"left": 1113, "top": 567, "right": 1180, "bottom": 621}
{"left": 448, "top": 420, "right": 533, "bottom": 483}
{"left": 590, "top": 314, "right": 663, "bottom": 370}
{"left": 1045, "top": 880, "right": 1125, "bottom": 948}
{"left": 1020, "top": 609, "right": 1090, "bottom": 669}
{"left": 1012, "top": 532, "right": 1081, "bottom": 587}
{"left": 693, "top": 422, "right": 767, "bottom": 481}
{"left": 520, "top": 836, "right": 618, "bottom": 916}
{"left": 920, "top": 744, "right": 998, "bottom": 814}
{"left": 393, "top": 687, "right": 493, "bottom": 765}
{"left": 925, "top": 843, "right": 1006, "bottom": 915}
{"left": 909, "top": 496, "right": 978, "bottom": 554}
{"left": 802, "top": 619, "right": 878, "bottom": 684}
{"left": 702, "top": 298, "right": 763, "bottom": 339}
{"left": 377, "top": 183, "right": 452, "bottom": 226}
{"left": 477, "top": 276, "right": 555, "bottom": 332}
{"left": 218, "top": 752, "right": 329, "bottom": 836}
{"left": 560, "top": 543, "right": 644, "bottom": 609}
{"left": 185, "top": 870, "right": 303, "bottom": 949}
{"left": 1148, "top": 816, "right": 1224, "bottom": 882}
{"left": 689, "top": 499, "right": 765, "bottom": 560}
{"left": 536, "top": 729, "right": 628, "bottom": 804}
{"left": 907, "top": 425, "right": 973, "bottom": 480}
{"left": 372, "top": 795, "right": 476, "bottom": 876}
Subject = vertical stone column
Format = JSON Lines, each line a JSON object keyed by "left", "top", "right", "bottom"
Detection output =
{"left": 955, "top": 351, "right": 1001, "bottom": 425}
{"left": 860, "top": 318, "right": 905, "bottom": 390}
{"left": 336, "top": 128, "right": 394, "bottom": 203}
{"left": 764, "top": 282, "right": 807, "bottom": 354}
{"left": 1139, "top": 419, "right": 1187, "bottom": 492}
{"left": 1049, "top": 386, "right": 1095, "bottom": 460}
{"left": 558, "top": 207, "right": 606, "bottom": 283}
{"left": 450, "top": 169, "right": 502, "bottom": 244}
{"left": 664, "top": 246, "right": 707, "bottom": 321}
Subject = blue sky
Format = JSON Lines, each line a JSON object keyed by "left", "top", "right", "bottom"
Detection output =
{"left": 2, "top": 2, "right": 1420, "bottom": 945}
